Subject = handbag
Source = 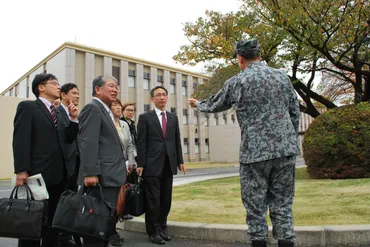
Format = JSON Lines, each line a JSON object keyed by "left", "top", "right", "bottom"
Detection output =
{"left": 0, "top": 184, "right": 48, "bottom": 240}
{"left": 52, "top": 184, "right": 116, "bottom": 240}
{"left": 116, "top": 183, "right": 132, "bottom": 217}
{"left": 124, "top": 176, "right": 146, "bottom": 217}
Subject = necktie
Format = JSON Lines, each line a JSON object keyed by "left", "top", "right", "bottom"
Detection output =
{"left": 161, "top": 111, "right": 167, "bottom": 138}
{"left": 50, "top": 105, "right": 57, "bottom": 128}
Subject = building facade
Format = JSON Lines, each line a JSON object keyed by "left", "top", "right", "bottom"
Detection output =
{"left": 2, "top": 42, "right": 240, "bottom": 162}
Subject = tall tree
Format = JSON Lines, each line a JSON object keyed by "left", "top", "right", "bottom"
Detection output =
{"left": 173, "top": 9, "right": 338, "bottom": 117}
{"left": 244, "top": 0, "right": 370, "bottom": 103}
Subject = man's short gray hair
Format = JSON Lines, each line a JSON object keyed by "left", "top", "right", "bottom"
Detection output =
{"left": 92, "top": 75, "right": 118, "bottom": 96}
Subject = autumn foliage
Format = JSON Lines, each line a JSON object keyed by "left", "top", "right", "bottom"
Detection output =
{"left": 303, "top": 102, "right": 370, "bottom": 179}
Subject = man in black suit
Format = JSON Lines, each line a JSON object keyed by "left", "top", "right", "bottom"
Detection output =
{"left": 136, "top": 86, "right": 186, "bottom": 245}
{"left": 57, "top": 83, "right": 82, "bottom": 247}
{"left": 13, "top": 73, "right": 78, "bottom": 247}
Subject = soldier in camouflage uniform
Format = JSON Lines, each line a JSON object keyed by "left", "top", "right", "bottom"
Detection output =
{"left": 187, "top": 39, "right": 300, "bottom": 247}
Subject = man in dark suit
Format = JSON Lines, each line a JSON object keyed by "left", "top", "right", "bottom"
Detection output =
{"left": 57, "top": 83, "right": 82, "bottom": 247}
{"left": 136, "top": 86, "right": 186, "bottom": 245}
{"left": 13, "top": 73, "right": 78, "bottom": 247}
{"left": 78, "top": 75, "right": 126, "bottom": 247}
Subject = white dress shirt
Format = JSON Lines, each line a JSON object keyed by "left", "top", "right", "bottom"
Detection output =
{"left": 39, "top": 97, "right": 53, "bottom": 112}
{"left": 93, "top": 97, "right": 114, "bottom": 123}
{"left": 154, "top": 107, "right": 167, "bottom": 129}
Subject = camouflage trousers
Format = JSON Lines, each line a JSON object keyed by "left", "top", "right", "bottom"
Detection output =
{"left": 239, "top": 156, "right": 296, "bottom": 242}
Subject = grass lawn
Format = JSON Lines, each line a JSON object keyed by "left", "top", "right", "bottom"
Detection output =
{"left": 170, "top": 167, "right": 370, "bottom": 225}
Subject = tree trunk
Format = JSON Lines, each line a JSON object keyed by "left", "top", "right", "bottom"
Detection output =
{"left": 354, "top": 71, "right": 363, "bottom": 104}
{"left": 362, "top": 75, "right": 370, "bottom": 102}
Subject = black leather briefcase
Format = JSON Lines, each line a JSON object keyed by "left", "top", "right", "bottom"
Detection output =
{"left": 52, "top": 184, "right": 116, "bottom": 240}
{"left": 124, "top": 176, "right": 146, "bottom": 217}
{"left": 0, "top": 184, "right": 48, "bottom": 240}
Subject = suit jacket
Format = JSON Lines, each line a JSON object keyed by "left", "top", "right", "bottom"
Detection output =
{"left": 57, "top": 105, "right": 79, "bottom": 178}
{"left": 77, "top": 99, "right": 126, "bottom": 187}
{"left": 137, "top": 110, "right": 184, "bottom": 177}
{"left": 118, "top": 120, "right": 136, "bottom": 165}
{"left": 13, "top": 98, "right": 78, "bottom": 186}
{"left": 197, "top": 61, "right": 300, "bottom": 164}
{"left": 120, "top": 117, "right": 137, "bottom": 147}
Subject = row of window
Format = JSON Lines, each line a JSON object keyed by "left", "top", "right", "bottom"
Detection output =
{"left": 113, "top": 67, "right": 198, "bottom": 95}
{"left": 183, "top": 138, "right": 209, "bottom": 154}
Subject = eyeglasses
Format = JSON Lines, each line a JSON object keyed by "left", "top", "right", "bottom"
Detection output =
{"left": 153, "top": 93, "right": 168, "bottom": 98}
{"left": 106, "top": 83, "right": 120, "bottom": 91}
{"left": 46, "top": 80, "right": 60, "bottom": 86}
{"left": 125, "top": 109, "right": 135, "bottom": 112}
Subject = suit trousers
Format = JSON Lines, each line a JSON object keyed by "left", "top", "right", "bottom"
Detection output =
{"left": 18, "top": 179, "right": 67, "bottom": 247}
{"left": 144, "top": 156, "right": 173, "bottom": 235}
{"left": 82, "top": 186, "right": 120, "bottom": 247}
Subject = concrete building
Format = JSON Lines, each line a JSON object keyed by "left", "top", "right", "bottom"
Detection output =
{"left": 0, "top": 42, "right": 315, "bottom": 179}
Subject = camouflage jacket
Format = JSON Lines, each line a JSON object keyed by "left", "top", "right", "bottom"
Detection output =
{"left": 197, "top": 62, "right": 300, "bottom": 164}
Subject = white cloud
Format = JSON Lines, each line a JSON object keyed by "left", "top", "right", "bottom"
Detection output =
{"left": 0, "top": 0, "right": 241, "bottom": 92}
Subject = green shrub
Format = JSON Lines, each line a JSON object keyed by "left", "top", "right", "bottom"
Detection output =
{"left": 303, "top": 102, "right": 370, "bottom": 179}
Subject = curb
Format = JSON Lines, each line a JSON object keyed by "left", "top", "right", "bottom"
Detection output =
{"left": 119, "top": 218, "right": 370, "bottom": 247}
{"left": 0, "top": 180, "right": 11, "bottom": 186}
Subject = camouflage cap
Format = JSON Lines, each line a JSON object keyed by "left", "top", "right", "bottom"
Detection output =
{"left": 234, "top": 39, "right": 260, "bottom": 58}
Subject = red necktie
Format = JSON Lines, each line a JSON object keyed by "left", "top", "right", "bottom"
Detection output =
{"left": 161, "top": 112, "right": 167, "bottom": 138}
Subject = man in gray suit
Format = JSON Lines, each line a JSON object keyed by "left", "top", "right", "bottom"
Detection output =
{"left": 78, "top": 75, "right": 126, "bottom": 247}
{"left": 187, "top": 39, "right": 300, "bottom": 247}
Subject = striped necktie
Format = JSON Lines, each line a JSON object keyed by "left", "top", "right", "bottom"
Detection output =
{"left": 50, "top": 105, "right": 57, "bottom": 128}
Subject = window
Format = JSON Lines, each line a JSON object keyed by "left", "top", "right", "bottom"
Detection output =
{"left": 143, "top": 72, "right": 150, "bottom": 90}
{"left": 193, "top": 82, "right": 198, "bottom": 90}
{"left": 144, "top": 104, "right": 150, "bottom": 112}
{"left": 205, "top": 113, "right": 210, "bottom": 126}
{"left": 15, "top": 84, "right": 19, "bottom": 97}
{"left": 143, "top": 79, "right": 149, "bottom": 89}
{"left": 193, "top": 111, "right": 198, "bottom": 124}
{"left": 129, "top": 69, "right": 135, "bottom": 77}
{"left": 181, "top": 80, "right": 187, "bottom": 96}
{"left": 183, "top": 138, "right": 189, "bottom": 154}
{"left": 231, "top": 114, "right": 236, "bottom": 124}
{"left": 195, "top": 138, "right": 200, "bottom": 154}
{"left": 170, "top": 78, "right": 176, "bottom": 94}
{"left": 170, "top": 107, "right": 176, "bottom": 115}
{"left": 183, "top": 109, "right": 188, "bottom": 125}
{"left": 112, "top": 66, "right": 120, "bottom": 85}
{"left": 223, "top": 112, "right": 228, "bottom": 124}
{"left": 214, "top": 113, "right": 219, "bottom": 125}
{"left": 128, "top": 69, "right": 135, "bottom": 88}
{"left": 205, "top": 138, "right": 209, "bottom": 153}
{"left": 157, "top": 75, "right": 164, "bottom": 86}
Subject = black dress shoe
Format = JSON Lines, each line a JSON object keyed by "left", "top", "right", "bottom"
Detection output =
{"left": 59, "top": 239, "right": 77, "bottom": 247}
{"left": 123, "top": 214, "right": 134, "bottom": 220}
{"left": 159, "top": 231, "right": 171, "bottom": 241}
{"left": 110, "top": 233, "right": 124, "bottom": 246}
{"left": 149, "top": 233, "right": 165, "bottom": 245}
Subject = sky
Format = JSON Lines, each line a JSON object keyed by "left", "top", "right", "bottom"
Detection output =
{"left": 0, "top": 0, "right": 242, "bottom": 92}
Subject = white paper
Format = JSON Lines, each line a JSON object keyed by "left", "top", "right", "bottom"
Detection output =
{"left": 11, "top": 173, "right": 49, "bottom": 200}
